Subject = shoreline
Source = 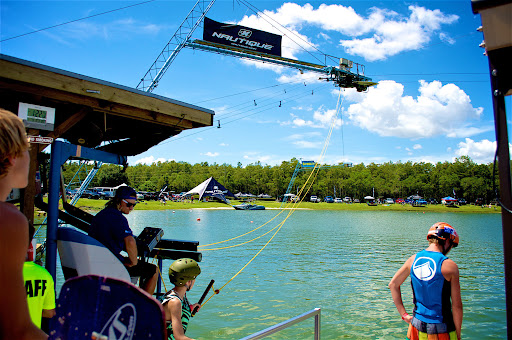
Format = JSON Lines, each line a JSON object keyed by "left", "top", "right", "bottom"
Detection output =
{"left": 65, "top": 198, "right": 501, "bottom": 214}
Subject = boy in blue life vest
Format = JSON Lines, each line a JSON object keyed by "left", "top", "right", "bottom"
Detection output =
{"left": 389, "top": 222, "right": 462, "bottom": 340}
{"left": 162, "top": 258, "right": 201, "bottom": 340}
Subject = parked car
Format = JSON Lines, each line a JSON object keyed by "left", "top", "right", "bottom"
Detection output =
{"left": 310, "top": 195, "right": 320, "bottom": 203}
{"left": 353, "top": 198, "right": 360, "bottom": 203}
{"left": 395, "top": 198, "right": 405, "bottom": 204}
{"left": 334, "top": 197, "right": 343, "bottom": 203}
{"left": 82, "top": 189, "right": 100, "bottom": 199}
{"left": 343, "top": 197, "right": 352, "bottom": 203}
{"left": 458, "top": 198, "right": 467, "bottom": 205}
{"left": 384, "top": 198, "right": 394, "bottom": 204}
{"left": 412, "top": 199, "right": 428, "bottom": 206}
{"left": 324, "top": 196, "right": 334, "bottom": 203}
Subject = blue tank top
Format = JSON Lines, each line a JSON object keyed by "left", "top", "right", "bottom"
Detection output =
{"left": 410, "top": 250, "right": 454, "bottom": 326}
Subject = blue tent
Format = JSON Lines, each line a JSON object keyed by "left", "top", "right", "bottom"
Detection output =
{"left": 185, "top": 177, "right": 235, "bottom": 201}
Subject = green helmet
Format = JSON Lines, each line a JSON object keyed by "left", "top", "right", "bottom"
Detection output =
{"left": 169, "top": 258, "right": 201, "bottom": 286}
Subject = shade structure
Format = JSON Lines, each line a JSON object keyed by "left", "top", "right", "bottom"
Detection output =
{"left": 185, "top": 177, "right": 235, "bottom": 201}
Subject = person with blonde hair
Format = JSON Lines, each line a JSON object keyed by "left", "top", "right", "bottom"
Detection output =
{"left": 0, "top": 108, "right": 47, "bottom": 339}
{"left": 389, "top": 222, "right": 463, "bottom": 340}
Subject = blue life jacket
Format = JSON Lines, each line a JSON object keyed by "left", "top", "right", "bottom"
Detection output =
{"left": 410, "top": 249, "right": 454, "bottom": 328}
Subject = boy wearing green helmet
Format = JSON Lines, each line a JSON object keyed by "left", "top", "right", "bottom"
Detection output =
{"left": 163, "top": 258, "right": 201, "bottom": 340}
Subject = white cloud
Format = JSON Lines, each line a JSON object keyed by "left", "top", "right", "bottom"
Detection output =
{"left": 343, "top": 80, "right": 485, "bottom": 139}
{"left": 413, "top": 144, "right": 422, "bottom": 150}
{"left": 202, "top": 152, "right": 219, "bottom": 157}
{"left": 219, "top": 143, "right": 229, "bottom": 147}
{"left": 237, "top": 4, "right": 458, "bottom": 63}
{"left": 282, "top": 106, "right": 342, "bottom": 129}
{"left": 132, "top": 156, "right": 173, "bottom": 165}
{"left": 455, "top": 138, "right": 496, "bottom": 164}
{"left": 237, "top": 5, "right": 317, "bottom": 61}
{"left": 283, "top": 132, "right": 323, "bottom": 149}
{"left": 277, "top": 72, "right": 323, "bottom": 85}
{"left": 439, "top": 32, "right": 455, "bottom": 45}
{"left": 242, "top": 152, "right": 278, "bottom": 165}
{"left": 317, "top": 32, "right": 331, "bottom": 41}
{"left": 339, "top": 6, "right": 459, "bottom": 61}
{"left": 293, "top": 140, "right": 322, "bottom": 149}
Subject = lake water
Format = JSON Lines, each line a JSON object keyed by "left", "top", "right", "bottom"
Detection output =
{"left": 57, "top": 209, "right": 506, "bottom": 339}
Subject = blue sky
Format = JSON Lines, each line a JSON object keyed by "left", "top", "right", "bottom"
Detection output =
{"left": 2, "top": 0, "right": 509, "bottom": 167}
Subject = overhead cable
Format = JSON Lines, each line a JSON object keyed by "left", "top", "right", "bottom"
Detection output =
{"left": 1, "top": 0, "right": 157, "bottom": 42}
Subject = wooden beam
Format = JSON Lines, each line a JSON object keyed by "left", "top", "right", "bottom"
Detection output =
{"left": 0, "top": 58, "right": 213, "bottom": 127}
{"left": 48, "top": 107, "right": 90, "bottom": 138}
{"left": 0, "top": 79, "right": 202, "bottom": 129}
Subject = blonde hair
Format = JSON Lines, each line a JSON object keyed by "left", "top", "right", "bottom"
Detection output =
{"left": 428, "top": 237, "right": 440, "bottom": 245}
{"left": 0, "top": 108, "right": 29, "bottom": 179}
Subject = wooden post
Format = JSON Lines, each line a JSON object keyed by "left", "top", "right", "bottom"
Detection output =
{"left": 22, "top": 128, "right": 40, "bottom": 227}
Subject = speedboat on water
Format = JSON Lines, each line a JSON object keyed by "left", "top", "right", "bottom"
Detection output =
{"left": 233, "top": 203, "right": 265, "bottom": 210}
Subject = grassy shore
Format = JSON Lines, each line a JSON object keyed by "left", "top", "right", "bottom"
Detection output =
{"left": 63, "top": 198, "right": 501, "bottom": 214}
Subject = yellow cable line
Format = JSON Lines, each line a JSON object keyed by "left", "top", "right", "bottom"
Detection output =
{"left": 198, "top": 208, "right": 286, "bottom": 247}
{"left": 199, "top": 89, "right": 345, "bottom": 308}
{"left": 154, "top": 257, "right": 168, "bottom": 293}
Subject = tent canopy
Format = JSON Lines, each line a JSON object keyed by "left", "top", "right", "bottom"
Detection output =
{"left": 442, "top": 196, "right": 457, "bottom": 201}
{"left": 185, "top": 177, "right": 235, "bottom": 200}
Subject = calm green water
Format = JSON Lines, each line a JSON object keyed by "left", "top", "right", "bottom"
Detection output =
{"left": 58, "top": 209, "right": 507, "bottom": 339}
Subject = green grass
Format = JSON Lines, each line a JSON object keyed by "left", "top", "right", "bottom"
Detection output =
{"left": 64, "top": 198, "right": 501, "bottom": 214}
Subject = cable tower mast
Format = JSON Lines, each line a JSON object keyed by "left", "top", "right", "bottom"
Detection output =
{"left": 137, "top": 0, "right": 216, "bottom": 92}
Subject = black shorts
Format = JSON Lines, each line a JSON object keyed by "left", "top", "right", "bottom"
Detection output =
{"left": 126, "top": 261, "right": 157, "bottom": 282}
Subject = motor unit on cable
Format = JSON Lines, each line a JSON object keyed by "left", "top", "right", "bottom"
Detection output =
{"left": 339, "top": 58, "right": 353, "bottom": 71}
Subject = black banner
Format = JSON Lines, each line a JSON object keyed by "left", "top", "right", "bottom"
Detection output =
{"left": 203, "top": 17, "right": 282, "bottom": 57}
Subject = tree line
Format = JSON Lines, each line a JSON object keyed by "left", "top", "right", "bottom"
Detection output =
{"left": 60, "top": 156, "right": 498, "bottom": 203}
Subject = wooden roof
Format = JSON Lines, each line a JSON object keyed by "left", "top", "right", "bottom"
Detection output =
{"left": 0, "top": 54, "right": 214, "bottom": 156}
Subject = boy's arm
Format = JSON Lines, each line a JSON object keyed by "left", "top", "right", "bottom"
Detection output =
{"left": 388, "top": 255, "right": 414, "bottom": 323}
{"left": 165, "top": 298, "right": 194, "bottom": 340}
{"left": 442, "top": 259, "right": 463, "bottom": 340}
{"left": 0, "top": 208, "right": 47, "bottom": 339}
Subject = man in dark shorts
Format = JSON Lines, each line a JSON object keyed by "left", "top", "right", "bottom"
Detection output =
{"left": 389, "top": 222, "right": 462, "bottom": 340}
{"left": 89, "top": 185, "right": 158, "bottom": 294}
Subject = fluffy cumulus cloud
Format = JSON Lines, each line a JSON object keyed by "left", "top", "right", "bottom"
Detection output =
{"left": 132, "top": 156, "right": 173, "bottom": 165}
{"left": 455, "top": 138, "right": 496, "bottom": 164}
{"left": 342, "top": 80, "right": 484, "bottom": 139}
{"left": 339, "top": 6, "right": 459, "bottom": 61}
{"left": 282, "top": 106, "right": 342, "bottom": 129}
{"left": 237, "top": 4, "right": 458, "bottom": 63}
